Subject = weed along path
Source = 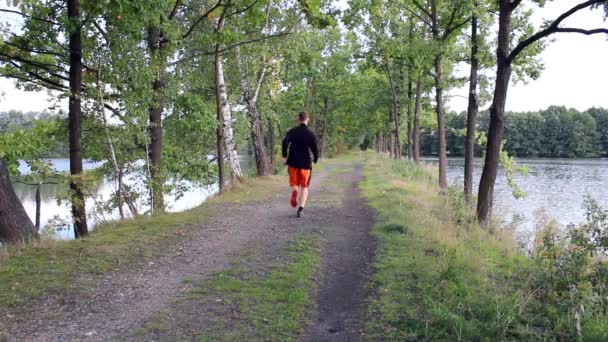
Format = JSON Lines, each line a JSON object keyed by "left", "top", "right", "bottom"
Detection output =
{"left": 0, "top": 159, "right": 376, "bottom": 341}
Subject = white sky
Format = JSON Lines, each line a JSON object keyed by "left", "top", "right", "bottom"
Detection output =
{"left": 449, "top": 0, "right": 608, "bottom": 113}
{"left": 0, "top": 0, "right": 606, "bottom": 113}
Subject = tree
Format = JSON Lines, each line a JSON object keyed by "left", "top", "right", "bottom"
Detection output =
{"left": 588, "top": 107, "right": 608, "bottom": 156}
{"left": 477, "top": 0, "right": 608, "bottom": 225}
{"left": 0, "top": 0, "right": 90, "bottom": 236}
{"left": 464, "top": 11, "right": 480, "bottom": 201}
{"left": 405, "top": 0, "right": 470, "bottom": 191}
{"left": 0, "top": 159, "right": 37, "bottom": 244}
{"left": 67, "top": 0, "right": 88, "bottom": 237}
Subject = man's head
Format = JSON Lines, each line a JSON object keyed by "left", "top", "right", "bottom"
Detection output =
{"left": 298, "top": 111, "right": 309, "bottom": 125}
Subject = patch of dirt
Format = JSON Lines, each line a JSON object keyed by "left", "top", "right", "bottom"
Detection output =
{"left": 301, "top": 164, "right": 377, "bottom": 342}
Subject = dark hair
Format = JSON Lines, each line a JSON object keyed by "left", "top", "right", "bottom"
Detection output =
{"left": 298, "top": 111, "right": 309, "bottom": 122}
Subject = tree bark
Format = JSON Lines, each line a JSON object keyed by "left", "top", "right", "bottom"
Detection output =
{"left": 386, "top": 63, "right": 401, "bottom": 159}
{"left": 216, "top": 115, "right": 226, "bottom": 192}
{"left": 236, "top": 47, "right": 271, "bottom": 176}
{"left": 35, "top": 183, "right": 41, "bottom": 231}
{"left": 433, "top": 53, "right": 448, "bottom": 191}
{"left": 407, "top": 68, "right": 414, "bottom": 160}
{"left": 117, "top": 166, "right": 125, "bottom": 219}
{"left": 146, "top": 26, "right": 166, "bottom": 214}
{"left": 68, "top": 0, "right": 88, "bottom": 237}
{"left": 267, "top": 116, "right": 275, "bottom": 170}
{"left": 477, "top": 1, "right": 512, "bottom": 226}
{"left": 464, "top": 15, "right": 479, "bottom": 202}
{"left": 316, "top": 96, "right": 328, "bottom": 158}
{"left": 214, "top": 48, "right": 243, "bottom": 181}
{"left": 0, "top": 159, "right": 37, "bottom": 244}
{"left": 413, "top": 75, "right": 423, "bottom": 164}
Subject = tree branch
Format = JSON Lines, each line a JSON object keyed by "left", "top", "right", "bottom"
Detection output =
{"left": 555, "top": 27, "right": 608, "bottom": 35}
{"left": 412, "top": 0, "right": 432, "bottom": 20}
{"left": 2, "top": 62, "right": 67, "bottom": 91}
{"left": 403, "top": 6, "right": 432, "bottom": 28}
{"left": 0, "top": 8, "right": 59, "bottom": 26}
{"left": 225, "top": 0, "right": 261, "bottom": 18}
{"left": 443, "top": 17, "right": 471, "bottom": 39}
{"left": 181, "top": 1, "right": 224, "bottom": 39}
{"left": 510, "top": 0, "right": 523, "bottom": 11}
{"left": 507, "top": 0, "right": 608, "bottom": 65}
{"left": 1, "top": 40, "right": 65, "bottom": 59}
{"left": 172, "top": 32, "right": 290, "bottom": 66}
{"left": 169, "top": 0, "right": 182, "bottom": 19}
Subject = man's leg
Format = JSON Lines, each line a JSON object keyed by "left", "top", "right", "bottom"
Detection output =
{"left": 288, "top": 167, "right": 298, "bottom": 207}
{"left": 300, "top": 186, "right": 309, "bottom": 207}
{"left": 291, "top": 185, "right": 298, "bottom": 208}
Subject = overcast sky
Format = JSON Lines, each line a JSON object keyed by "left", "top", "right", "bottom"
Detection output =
{"left": 450, "top": 0, "right": 608, "bottom": 113}
{"left": 0, "top": 0, "right": 606, "bottom": 114}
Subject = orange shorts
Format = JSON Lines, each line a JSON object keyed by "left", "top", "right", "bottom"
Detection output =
{"left": 288, "top": 167, "right": 311, "bottom": 188}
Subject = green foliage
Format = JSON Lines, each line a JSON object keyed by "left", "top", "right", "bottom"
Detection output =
{"left": 0, "top": 118, "right": 65, "bottom": 174}
{"left": 530, "top": 199, "right": 608, "bottom": 339}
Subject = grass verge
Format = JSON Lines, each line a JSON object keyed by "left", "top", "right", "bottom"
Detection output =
{"left": 0, "top": 174, "right": 286, "bottom": 308}
{"left": 360, "top": 153, "right": 608, "bottom": 340}
{"left": 183, "top": 234, "right": 323, "bottom": 341}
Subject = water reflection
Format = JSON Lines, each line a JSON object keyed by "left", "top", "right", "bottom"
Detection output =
{"left": 14, "top": 156, "right": 252, "bottom": 240}
{"left": 423, "top": 157, "right": 608, "bottom": 232}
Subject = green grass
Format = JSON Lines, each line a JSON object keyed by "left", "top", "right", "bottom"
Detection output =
{"left": 360, "top": 153, "right": 547, "bottom": 341}
{"left": 0, "top": 174, "right": 286, "bottom": 308}
{"left": 188, "top": 234, "right": 323, "bottom": 341}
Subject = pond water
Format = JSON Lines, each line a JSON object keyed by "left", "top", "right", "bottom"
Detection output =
{"left": 423, "top": 157, "right": 608, "bottom": 233}
{"left": 13, "top": 158, "right": 253, "bottom": 240}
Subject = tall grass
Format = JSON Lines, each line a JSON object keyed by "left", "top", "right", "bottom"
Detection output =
{"left": 360, "top": 153, "right": 608, "bottom": 341}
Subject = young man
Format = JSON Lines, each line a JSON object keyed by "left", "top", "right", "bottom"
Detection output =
{"left": 281, "top": 111, "right": 319, "bottom": 218}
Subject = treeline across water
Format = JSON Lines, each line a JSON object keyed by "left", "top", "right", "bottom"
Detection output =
{"left": 420, "top": 106, "right": 608, "bottom": 158}
{"left": 0, "top": 110, "right": 68, "bottom": 158}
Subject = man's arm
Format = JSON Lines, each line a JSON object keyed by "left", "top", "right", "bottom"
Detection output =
{"left": 311, "top": 133, "right": 319, "bottom": 163}
{"left": 282, "top": 130, "right": 291, "bottom": 159}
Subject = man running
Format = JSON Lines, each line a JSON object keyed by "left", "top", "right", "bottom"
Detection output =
{"left": 282, "top": 111, "right": 319, "bottom": 218}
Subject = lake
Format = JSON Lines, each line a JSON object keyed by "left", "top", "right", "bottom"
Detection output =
{"left": 14, "top": 157, "right": 608, "bottom": 239}
{"left": 424, "top": 157, "right": 608, "bottom": 233}
{"left": 14, "top": 158, "right": 233, "bottom": 239}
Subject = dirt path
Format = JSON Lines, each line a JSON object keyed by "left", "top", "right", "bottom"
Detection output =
{"left": 301, "top": 164, "right": 376, "bottom": 342}
{"left": 1, "top": 161, "right": 376, "bottom": 341}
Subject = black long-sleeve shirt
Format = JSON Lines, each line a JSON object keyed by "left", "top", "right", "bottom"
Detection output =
{"left": 282, "top": 123, "right": 319, "bottom": 170}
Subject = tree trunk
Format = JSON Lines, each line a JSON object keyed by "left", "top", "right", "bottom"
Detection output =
{"left": 464, "top": 15, "right": 479, "bottom": 202}
{"left": 477, "top": 1, "right": 512, "bottom": 226}
{"left": 0, "top": 159, "right": 37, "bottom": 244}
{"left": 267, "top": 116, "right": 275, "bottom": 170}
{"left": 236, "top": 48, "right": 271, "bottom": 176}
{"left": 214, "top": 47, "right": 243, "bottom": 181}
{"left": 117, "top": 166, "right": 125, "bottom": 219}
{"left": 146, "top": 26, "right": 166, "bottom": 215}
{"left": 35, "top": 183, "right": 41, "bottom": 231}
{"left": 216, "top": 116, "right": 225, "bottom": 192}
{"left": 96, "top": 70, "right": 138, "bottom": 217}
{"left": 68, "top": 0, "right": 88, "bottom": 237}
{"left": 407, "top": 68, "right": 414, "bottom": 160}
{"left": 386, "top": 63, "right": 401, "bottom": 160}
{"left": 316, "top": 96, "right": 328, "bottom": 158}
{"left": 433, "top": 54, "right": 448, "bottom": 191}
{"left": 413, "top": 75, "right": 423, "bottom": 164}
